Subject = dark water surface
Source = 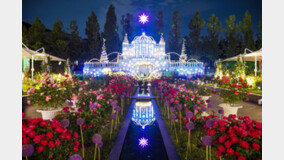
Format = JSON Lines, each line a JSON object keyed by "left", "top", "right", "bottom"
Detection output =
{"left": 119, "top": 89, "right": 168, "bottom": 160}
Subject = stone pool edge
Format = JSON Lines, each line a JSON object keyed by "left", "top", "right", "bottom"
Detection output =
{"left": 150, "top": 88, "right": 180, "bottom": 160}
{"left": 107, "top": 87, "right": 139, "bottom": 160}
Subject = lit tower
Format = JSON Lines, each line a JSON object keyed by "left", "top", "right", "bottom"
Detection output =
{"left": 100, "top": 38, "right": 109, "bottom": 62}
{"left": 179, "top": 38, "right": 187, "bottom": 62}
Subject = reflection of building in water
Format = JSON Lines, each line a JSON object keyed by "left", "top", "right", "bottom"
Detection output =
{"left": 132, "top": 101, "right": 155, "bottom": 129}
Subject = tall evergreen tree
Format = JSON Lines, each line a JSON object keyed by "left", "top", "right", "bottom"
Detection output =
{"left": 103, "top": 4, "right": 120, "bottom": 60}
{"left": 28, "top": 17, "right": 46, "bottom": 49}
{"left": 224, "top": 15, "right": 242, "bottom": 58}
{"left": 166, "top": 11, "right": 182, "bottom": 55}
{"left": 255, "top": 21, "right": 262, "bottom": 49}
{"left": 187, "top": 11, "right": 205, "bottom": 59}
{"left": 204, "top": 14, "right": 222, "bottom": 62}
{"left": 121, "top": 13, "right": 134, "bottom": 41}
{"left": 154, "top": 10, "right": 164, "bottom": 42}
{"left": 22, "top": 25, "right": 29, "bottom": 45}
{"left": 85, "top": 11, "right": 101, "bottom": 60}
{"left": 49, "top": 19, "right": 69, "bottom": 58}
{"left": 242, "top": 10, "right": 255, "bottom": 50}
{"left": 67, "top": 20, "right": 81, "bottom": 61}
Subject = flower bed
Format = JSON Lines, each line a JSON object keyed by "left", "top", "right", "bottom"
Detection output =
{"left": 151, "top": 78, "right": 262, "bottom": 160}
{"left": 23, "top": 74, "right": 137, "bottom": 159}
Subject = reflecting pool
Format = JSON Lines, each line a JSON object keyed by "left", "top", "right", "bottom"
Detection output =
{"left": 119, "top": 100, "right": 168, "bottom": 160}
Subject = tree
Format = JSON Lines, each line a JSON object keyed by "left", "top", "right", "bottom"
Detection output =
{"left": 154, "top": 10, "right": 164, "bottom": 42}
{"left": 28, "top": 17, "right": 46, "bottom": 50}
{"left": 255, "top": 21, "right": 262, "bottom": 49}
{"left": 242, "top": 10, "right": 255, "bottom": 50}
{"left": 103, "top": 4, "right": 120, "bottom": 60}
{"left": 203, "top": 14, "right": 222, "bottom": 63}
{"left": 22, "top": 25, "right": 29, "bottom": 45}
{"left": 187, "top": 11, "right": 205, "bottom": 59}
{"left": 67, "top": 20, "right": 81, "bottom": 61}
{"left": 121, "top": 13, "right": 134, "bottom": 41}
{"left": 49, "top": 19, "right": 69, "bottom": 58}
{"left": 224, "top": 15, "right": 242, "bottom": 58}
{"left": 167, "top": 11, "right": 182, "bottom": 55}
{"left": 85, "top": 11, "right": 101, "bottom": 60}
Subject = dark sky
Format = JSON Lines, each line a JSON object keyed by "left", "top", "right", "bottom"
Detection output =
{"left": 23, "top": 0, "right": 262, "bottom": 40}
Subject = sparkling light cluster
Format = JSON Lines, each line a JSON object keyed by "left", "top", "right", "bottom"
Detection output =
{"left": 139, "top": 13, "right": 149, "bottom": 24}
{"left": 138, "top": 137, "right": 149, "bottom": 148}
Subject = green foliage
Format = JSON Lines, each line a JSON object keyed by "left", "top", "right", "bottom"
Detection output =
{"left": 154, "top": 10, "right": 164, "bottom": 42}
{"left": 242, "top": 10, "right": 255, "bottom": 50}
{"left": 28, "top": 17, "right": 46, "bottom": 50}
{"left": 103, "top": 4, "right": 120, "bottom": 58}
{"left": 167, "top": 11, "right": 182, "bottom": 53}
{"left": 85, "top": 11, "right": 101, "bottom": 59}
{"left": 187, "top": 11, "right": 205, "bottom": 59}
{"left": 121, "top": 13, "right": 134, "bottom": 41}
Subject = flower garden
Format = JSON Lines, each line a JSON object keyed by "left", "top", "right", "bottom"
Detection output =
{"left": 22, "top": 72, "right": 262, "bottom": 160}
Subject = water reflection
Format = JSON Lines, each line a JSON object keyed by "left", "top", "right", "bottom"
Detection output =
{"left": 132, "top": 101, "right": 155, "bottom": 129}
{"left": 137, "top": 87, "right": 150, "bottom": 96}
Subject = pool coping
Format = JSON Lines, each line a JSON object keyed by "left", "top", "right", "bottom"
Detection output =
{"left": 150, "top": 88, "right": 180, "bottom": 160}
{"left": 107, "top": 87, "right": 139, "bottom": 160}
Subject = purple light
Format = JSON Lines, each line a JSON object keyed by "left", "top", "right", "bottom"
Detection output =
{"left": 139, "top": 13, "right": 149, "bottom": 24}
{"left": 138, "top": 137, "right": 149, "bottom": 148}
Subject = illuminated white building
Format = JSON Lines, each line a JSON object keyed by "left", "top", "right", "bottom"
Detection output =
{"left": 83, "top": 32, "right": 204, "bottom": 79}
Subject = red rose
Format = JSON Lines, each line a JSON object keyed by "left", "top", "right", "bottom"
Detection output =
{"left": 55, "top": 127, "right": 63, "bottom": 133}
{"left": 255, "top": 122, "right": 262, "bottom": 129}
{"left": 220, "top": 127, "right": 226, "bottom": 132}
{"left": 234, "top": 91, "right": 239, "bottom": 95}
{"left": 216, "top": 150, "right": 221, "bottom": 157}
{"left": 247, "top": 91, "right": 250, "bottom": 95}
{"left": 252, "top": 142, "right": 260, "bottom": 150}
{"left": 224, "top": 140, "right": 231, "bottom": 148}
{"left": 230, "top": 136, "right": 238, "bottom": 144}
{"left": 82, "top": 124, "right": 87, "bottom": 130}
{"left": 33, "top": 135, "right": 42, "bottom": 144}
{"left": 73, "top": 146, "right": 78, "bottom": 152}
{"left": 46, "top": 132, "right": 53, "bottom": 139}
{"left": 238, "top": 156, "right": 246, "bottom": 160}
{"left": 218, "top": 145, "right": 226, "bottom": 153}
{"left": 235, "top": 151, "right": 240, "bottom": 157}
{"left": 40, "top": 121, "right": 47, "bottom": 127}
{"left": 226, "top": 148, "right": 234, "bottom": 156}
{"left": 37, "top": 146, "right": 45, "bottom": 153}
{"left": 23, "top": 137, "right": 30, "bottom": 144}
{"left": 211, "top": 91, "right": 215, "bottom": 95}
{"left": 55, "top": 139, "right": 60, "bottom": 146}
{"left": 239, "top": 141, "right": 250, "bottom": 149}
{"left": 66, "top": 134, "right": 71, "bottom": 140}
{"left": 48, "top": 141, "right": 55, "bottom": 148}
{"left": 209, "top": 129, "right": 216, "bottom": 136}
{"left": 218, "top": 135, "right": 227, "bottom": 143}
{"left": 74, "top": 132, "right": 79, "bottom": 139}
{"left": 22, "top": 112, "right": 25, "bottom": 118}
{"left": 41, "top": 140, "right": 48, "bottom": 146}
{"left": 28, "top": 130, "right": 36, "bottom": 138}
{"left": 75, "top": 140, "right": 80, "bottom": 146}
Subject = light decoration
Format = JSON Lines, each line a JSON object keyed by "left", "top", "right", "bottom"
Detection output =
{"left": 132, "top": 101, "right": 155, "bottom": 129}
{"left": 139, "top": 13, "right": 149, "bottom": 24}
{"left": 83, "top": 32, "right": 204, "bottom": 79}
{"left": 138, "top": 137, "right": 149, "bottom": 148}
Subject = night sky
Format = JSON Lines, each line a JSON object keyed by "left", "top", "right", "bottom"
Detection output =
{"left": 23, "top": 0, "right": 262, "bottom": 40}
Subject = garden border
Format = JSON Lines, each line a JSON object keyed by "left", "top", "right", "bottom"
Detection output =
{"left": 107, "top": 88, "right": 139, "bottom": 160}
{"left": 149, "top": 88, "right": 180, "bottom": 160}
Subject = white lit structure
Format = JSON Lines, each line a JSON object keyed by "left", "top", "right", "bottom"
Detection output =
{"left": 83, "top": 33, "right": 204, "bottom": 78}
{"left": 132, "top": 101, "right": 155, "bottom": 129}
